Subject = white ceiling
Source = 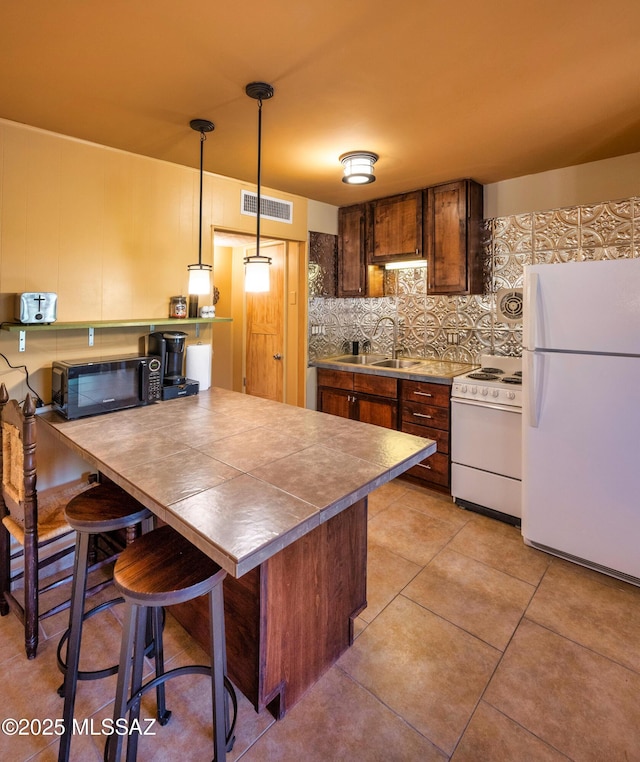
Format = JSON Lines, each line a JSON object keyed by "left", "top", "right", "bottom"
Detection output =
{"left": 2, "top": 1, "right": 639, "bottom": 207}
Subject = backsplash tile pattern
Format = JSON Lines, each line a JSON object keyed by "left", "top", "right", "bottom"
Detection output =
{"left": 308, "top": 231, "right": 337, "bottom": 297}
{"left": 308, "top": 196, "right": 639, "bottom": 363}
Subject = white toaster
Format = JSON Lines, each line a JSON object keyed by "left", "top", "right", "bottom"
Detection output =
{"left": 15, "top": 292, "right": 58, "bottom": 324}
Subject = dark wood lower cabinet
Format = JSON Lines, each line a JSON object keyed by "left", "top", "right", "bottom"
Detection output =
{"left": 317, "top": 368, "right": 398, "bottom": 429}
{"left": 317, "top": 386, "right": 351, "bottom": 419}
{"left": 170, "top": 498, "right": 367, "bottom": 719}
{"left": 317, "top": 368, "right": 452, "bottom": 492}
{"left": 400, "top": 380, "right": 451, "bottom": 491}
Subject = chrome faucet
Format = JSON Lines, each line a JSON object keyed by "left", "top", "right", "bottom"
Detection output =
{"left": 373, "top": 316, "right": 400, "bottom": 358}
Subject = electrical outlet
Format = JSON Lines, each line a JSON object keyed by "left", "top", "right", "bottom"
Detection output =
{"left": 447, "top": 332, "right": 459, "bottom": 345}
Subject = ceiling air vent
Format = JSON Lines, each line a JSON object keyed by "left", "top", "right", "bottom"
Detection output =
{"left": 241, "top": 190, "right": 293, "bottom": 224}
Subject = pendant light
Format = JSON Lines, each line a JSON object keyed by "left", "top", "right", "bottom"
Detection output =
{"left": 339, "top": 151, "right": 378, "bottom": 184}
{"left": 244, "top": 82, "right": 274, "bottom": 293}
{"left": 187, "top": 118, "right": 215, "bottom": 299}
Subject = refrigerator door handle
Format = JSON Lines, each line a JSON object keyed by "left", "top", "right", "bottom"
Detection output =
{"left": 524, "top": 272, "right": 539, "bottom": 350}
{"left": 526, "top": 350, "right": 543, "bottom": 428}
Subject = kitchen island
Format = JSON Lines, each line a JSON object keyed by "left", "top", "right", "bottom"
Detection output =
{"left": 39, "top": 387, "right": 435, "bottom": 717}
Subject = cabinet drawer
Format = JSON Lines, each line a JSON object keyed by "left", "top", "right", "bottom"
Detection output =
{"left": 402, "top": 401, "right": 449, "bottom": 431}
{"left": 405, "top": 452, "right": 450, "bottom": 487}
{"left": 354, "top": 373, "right": 397, "bottom": 399}
{"left": 402, "top": 380, "right": 450, "bottom": 408}
{"left": 401, "top": 421, "right": 449, "bottom": 454}
{"left": 317, "top": 368, "right": 354, "bottom": 391}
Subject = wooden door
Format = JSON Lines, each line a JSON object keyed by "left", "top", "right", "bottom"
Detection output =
{"left": 318, "top": 387, "right": 352, "bottom": 419}
{"left": 425, "top": 180, "right": 483, "bottom": 295}
{"left": 425, "top": 181, "right": 467, "bottom": 294}
{"left": 356, "top": 394, "right": 398, "bottom": 429}
{"left": 245, "top": 242, "right": 285, "bottom": 401}
{"left": 337, "top": 204, "right": 366, "bottom": 297}
{"left": 367, "top": 191, "right": 423, "bottom": 263}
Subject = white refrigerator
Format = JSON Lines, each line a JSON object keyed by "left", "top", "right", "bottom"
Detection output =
{"left": 522, "top": 258, "right": 640, "bottom": 584}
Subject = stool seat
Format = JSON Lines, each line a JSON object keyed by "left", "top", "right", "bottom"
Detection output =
{"left": 57, "top": 483, "right": 155, "bottom": 762}
{"left": 108, "top": 524, "right": 233, "bottom": 762}
{"left": 65, "top": 482, "right": 151, "bottom": 533}
{"left": 114, "top": 524, "right": 225, "bottom": 605}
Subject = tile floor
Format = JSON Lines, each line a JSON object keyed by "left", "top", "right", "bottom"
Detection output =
{"left": 2, "top": 480, "right": 640, "bottom": 761}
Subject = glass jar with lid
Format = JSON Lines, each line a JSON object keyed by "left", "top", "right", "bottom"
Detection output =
{"left": 169, "top": 295, "right": 187, "bottom": 319}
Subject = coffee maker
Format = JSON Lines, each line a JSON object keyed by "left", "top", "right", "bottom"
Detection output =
{"left": 148, "top": 331, "right": 199, "bottom": 400}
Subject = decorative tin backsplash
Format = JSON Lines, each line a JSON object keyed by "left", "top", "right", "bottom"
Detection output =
{"left": 308, "top": 197, "right": 639, "bottom": 363}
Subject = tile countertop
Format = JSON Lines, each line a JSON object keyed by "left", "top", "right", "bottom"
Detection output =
{"left": 38, "top": 387, "right": 435, "bottom": 577}
{"left": 311, "top": 355, "right": 478, "bottom": 384}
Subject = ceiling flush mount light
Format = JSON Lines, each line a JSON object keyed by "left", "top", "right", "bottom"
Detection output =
{"left": 187, "top": 118, "right": 215, "bottom": 299}
{"left": 244, "top": 81, "right": 274, "bottom": 293}
{"left": 340, "top": 151, "right": 379, "bottom": 185}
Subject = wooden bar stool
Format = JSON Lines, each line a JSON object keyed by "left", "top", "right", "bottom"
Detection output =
{"left": 106, "top": 523, "right": 236, "bottom": 762}
{"left": 57, "top": 482, "right": 158, "bottom": 762}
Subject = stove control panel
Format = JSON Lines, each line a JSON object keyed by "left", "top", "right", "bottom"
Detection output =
{"left": 451, "top": 381, "right": 522, "bottom": 408}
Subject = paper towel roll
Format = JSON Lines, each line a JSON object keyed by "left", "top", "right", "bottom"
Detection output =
{"left": 186, "top": 343, "right": 212, "bottom": 391}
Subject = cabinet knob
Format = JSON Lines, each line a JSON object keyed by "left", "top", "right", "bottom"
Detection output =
{"left": 273, "top": 353, "right": 282, "bottom": 360}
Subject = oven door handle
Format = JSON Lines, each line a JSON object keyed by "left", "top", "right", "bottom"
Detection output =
{"left": 451, "top": 398, "right": 522, "bottom": 415}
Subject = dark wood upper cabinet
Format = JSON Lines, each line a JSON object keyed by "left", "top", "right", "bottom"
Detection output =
{"left": 367, "top": 190, "right": 423, "bottom": 264}
{"left": 337, "top": 203, "right": 383, "bottom": 298}
{"left": 424, "top": 179, "right": 483, "bottom": 295}
{"left": 337, "top": 179, "right": 483, "bottom": 297}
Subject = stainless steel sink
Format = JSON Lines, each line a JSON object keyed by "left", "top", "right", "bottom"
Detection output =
{"left": 333, "top": 354, "right": 388, "bottom": 365}
{"left": 371, "top": 358, "right": 424, "bottom": 369}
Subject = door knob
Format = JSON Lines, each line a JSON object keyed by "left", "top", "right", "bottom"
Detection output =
{"left": 273, "top": 353, "right": 282, "bottom": 360}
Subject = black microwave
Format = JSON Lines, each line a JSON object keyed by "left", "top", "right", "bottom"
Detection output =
{"left": 51, "top": 355, "right": 162, "bottom": 419}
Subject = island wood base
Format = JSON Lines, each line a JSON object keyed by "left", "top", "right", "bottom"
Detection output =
{"left": 170, "top": 497, "right": 368, "bottom": 718}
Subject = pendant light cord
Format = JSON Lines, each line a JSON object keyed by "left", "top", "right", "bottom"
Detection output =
{"left": 256, "top": 96, "right": 263, "bottom": 260}
{"left": 243, "top": 81, "right": 273, "bottom": 281}
{"left": 198, "top": 130, "right": 205, "bottom": 266}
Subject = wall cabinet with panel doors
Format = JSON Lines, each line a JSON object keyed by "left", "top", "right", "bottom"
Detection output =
{"left": 337, "top": 178, "right": 483, "bottom": 297}
{"left": 367, "top": 190, "right": 423, "bottom": 264}
{"left": 337, "top": 204, "right": 383, "bottom": 298}
{"left": 316, "top": 369, "right": 397, "bottom": 429}
{"left": 399, "top": 379, "right": 451, "bottom": 491}
{"left": 424, "top": 179, "right": 484, "bottom": 295}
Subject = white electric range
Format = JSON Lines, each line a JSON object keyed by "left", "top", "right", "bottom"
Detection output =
{"left": 450, "top": 354, "right": 522, "bottom": 525}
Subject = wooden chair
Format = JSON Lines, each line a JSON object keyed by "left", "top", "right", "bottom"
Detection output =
{"left": 0, "top": 384, "right": 110, "bottom": 658}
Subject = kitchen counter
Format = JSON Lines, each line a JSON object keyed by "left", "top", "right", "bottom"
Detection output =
{"left": 311, "top": 354, "right": 477, "bottom": 384}
{"left": 39, "top": 387, "right": 435, "bottom": 716}
{"left": 39, "top": 387, "right": 433, "bottom": 577}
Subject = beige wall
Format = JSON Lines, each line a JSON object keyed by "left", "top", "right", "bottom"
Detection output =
{"left": 307, "top": 200, "right": 338, "bottom": 235}
{"left": 0, "top": 118, "right": 308, "bottom": 403}
{"left": 484, "top": 151, "right": 640, "bottom": 218}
